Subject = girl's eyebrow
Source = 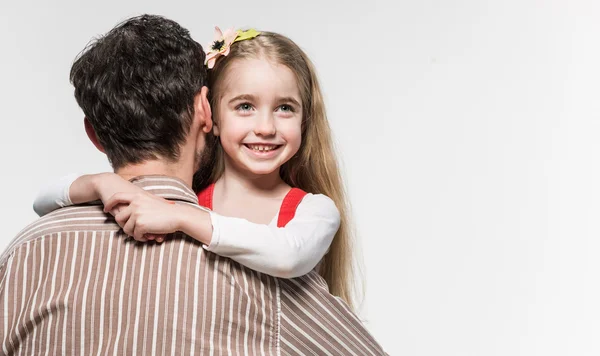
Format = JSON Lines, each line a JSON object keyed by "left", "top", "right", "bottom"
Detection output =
{"left": 228, "top": 94, "right": 257, "bottom": 104}
{"left": 276, "top": 97, "right": 301, "bottom": 107}
{"left": 227, "top": 94, "right": 301, "bottom": 107}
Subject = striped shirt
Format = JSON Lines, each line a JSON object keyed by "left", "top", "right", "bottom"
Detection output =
{"left": 0, "top": 176, "right": 387, "bottom": 355}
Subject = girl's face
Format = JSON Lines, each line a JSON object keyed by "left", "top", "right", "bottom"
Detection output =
{"left": 214, "top": 58, "right": 303, "bottom": 178}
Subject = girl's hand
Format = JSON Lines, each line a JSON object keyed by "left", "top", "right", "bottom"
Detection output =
{"left": 69, "top": 172, "right": 146, "bottom": 207}
{"left": 90, "top": 173, "right": 147, "bottom": 204}
{"left": 104, "top": 192, "right": 182, "bottom": 242}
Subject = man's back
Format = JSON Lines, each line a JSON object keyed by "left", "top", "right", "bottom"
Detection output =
{"left": 0, "top": 176, "right": 386, "bottom": 355}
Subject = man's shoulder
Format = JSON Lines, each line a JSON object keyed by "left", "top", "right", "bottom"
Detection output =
{"left": 0, "top": 204, "right": 118, "bottom": 267}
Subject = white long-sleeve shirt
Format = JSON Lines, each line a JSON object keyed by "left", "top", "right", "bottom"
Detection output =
{"left": 32, "top": 175, "right": 340, "bottom": 278}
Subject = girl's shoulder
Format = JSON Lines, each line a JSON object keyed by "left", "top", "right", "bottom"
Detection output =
{"left": 290, "top": 192, "right": 340, "bottom": 218}
{"left": 278, "top": 190, "right": 339, "bottom": 227}
{"left": 297, "top": 192, "right": 336, "bottom": 208}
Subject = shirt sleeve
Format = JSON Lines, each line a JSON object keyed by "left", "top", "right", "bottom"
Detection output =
{"left": 32, "top": 173, "right": 81, "bottom": 216}
{"left": 204, "top": 193, "right": 340, "bottom": 278}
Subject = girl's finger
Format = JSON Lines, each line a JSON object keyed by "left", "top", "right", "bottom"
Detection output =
{"left": 122, "top": 215, "right": 136, "bottom": 238}
{"left": 104, "top": 192, "right": 136, "bottom": 213}
{"left": 133, "top": 224, "right": 147, "bottom": 241}
{"left": 113, "top": 206, "right": 132, "bottom": 227}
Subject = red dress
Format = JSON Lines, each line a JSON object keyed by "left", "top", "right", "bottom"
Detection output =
{"left": 197, "top": 183, "right": 308, "bottom": 227}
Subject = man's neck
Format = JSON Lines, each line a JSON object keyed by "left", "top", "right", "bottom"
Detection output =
{"left": 116, "top": 159, "right": 194, "bottom": 187}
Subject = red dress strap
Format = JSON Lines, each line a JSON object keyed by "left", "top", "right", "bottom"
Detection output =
{"left": 277, "top": 188, "right": 308, "bottom": 228}
{"left": 196, "top": 183, "right": 215, "bottom": 210}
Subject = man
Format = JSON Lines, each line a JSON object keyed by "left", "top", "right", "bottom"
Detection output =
{"left": 0, "top": 15, "right": 387, "bottom": 355}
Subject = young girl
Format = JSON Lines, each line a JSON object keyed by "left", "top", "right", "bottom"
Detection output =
{"left": 34, "top": 28, "right": 358, "bottom": 308}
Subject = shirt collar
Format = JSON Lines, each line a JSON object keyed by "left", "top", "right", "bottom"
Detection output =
{"left": 129, "top": 175, "right": 199, "bottom": 205}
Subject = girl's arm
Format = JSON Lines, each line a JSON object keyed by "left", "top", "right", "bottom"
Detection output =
{"left": 202, "top": 194, "right": 339, "bottom": 278}
{"left": 32, "top": 173, "right": 145, "bottom": 216}
{"left": 104, "top": 191, "right": 339, "bottom": 279}
{"left": 35, "top": 173, "right": 338, "bottom": 278}
{"left": 33, "top": 173, "right": 81, "bottom": 216}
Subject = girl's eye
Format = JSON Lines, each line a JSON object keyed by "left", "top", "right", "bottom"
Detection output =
{"left": 236, "top": 103, "right": 253, "bottom": 112}
{"left": 278, "top": 104, "right": 295, "bottom": 113}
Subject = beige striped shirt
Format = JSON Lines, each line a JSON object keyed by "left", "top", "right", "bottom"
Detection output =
{"left": 0, "top": 176, "right": 387, "bottom": 355}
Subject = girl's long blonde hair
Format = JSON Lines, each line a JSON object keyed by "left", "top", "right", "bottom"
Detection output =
{"left": 194, "top": 31, "right": 360, "bottom": 309}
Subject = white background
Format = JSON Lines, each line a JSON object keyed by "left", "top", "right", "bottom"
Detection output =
{"left": 1, "top": 1, "right": 599, "bottom": 355}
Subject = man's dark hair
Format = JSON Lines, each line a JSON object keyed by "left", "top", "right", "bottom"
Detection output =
{"left": 70, "top": 14, "right": 207, "bottom": 169}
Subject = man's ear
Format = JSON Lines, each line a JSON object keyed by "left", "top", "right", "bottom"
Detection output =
{"left": 84, "top": 117, "right": 105, "bottom": 153}
{"left": 194, "top": 86, "right": 213, "bottom": 133}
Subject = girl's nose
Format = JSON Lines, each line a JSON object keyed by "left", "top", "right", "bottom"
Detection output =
{"left": 254, "top": 113, "right": 276, "bottom": 136}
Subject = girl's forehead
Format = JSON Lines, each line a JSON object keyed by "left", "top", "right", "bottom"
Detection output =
{"left": 220, "top": 58, "right": 301, "bottom": 99}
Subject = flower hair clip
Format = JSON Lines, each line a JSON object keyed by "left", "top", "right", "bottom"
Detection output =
{"left": 205, "top": 27, "right": 261, "bottom": 69}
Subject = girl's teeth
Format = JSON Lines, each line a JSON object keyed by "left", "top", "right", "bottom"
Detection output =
{"left": 249, "top": 145, "right": 276, "bottom": 151}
